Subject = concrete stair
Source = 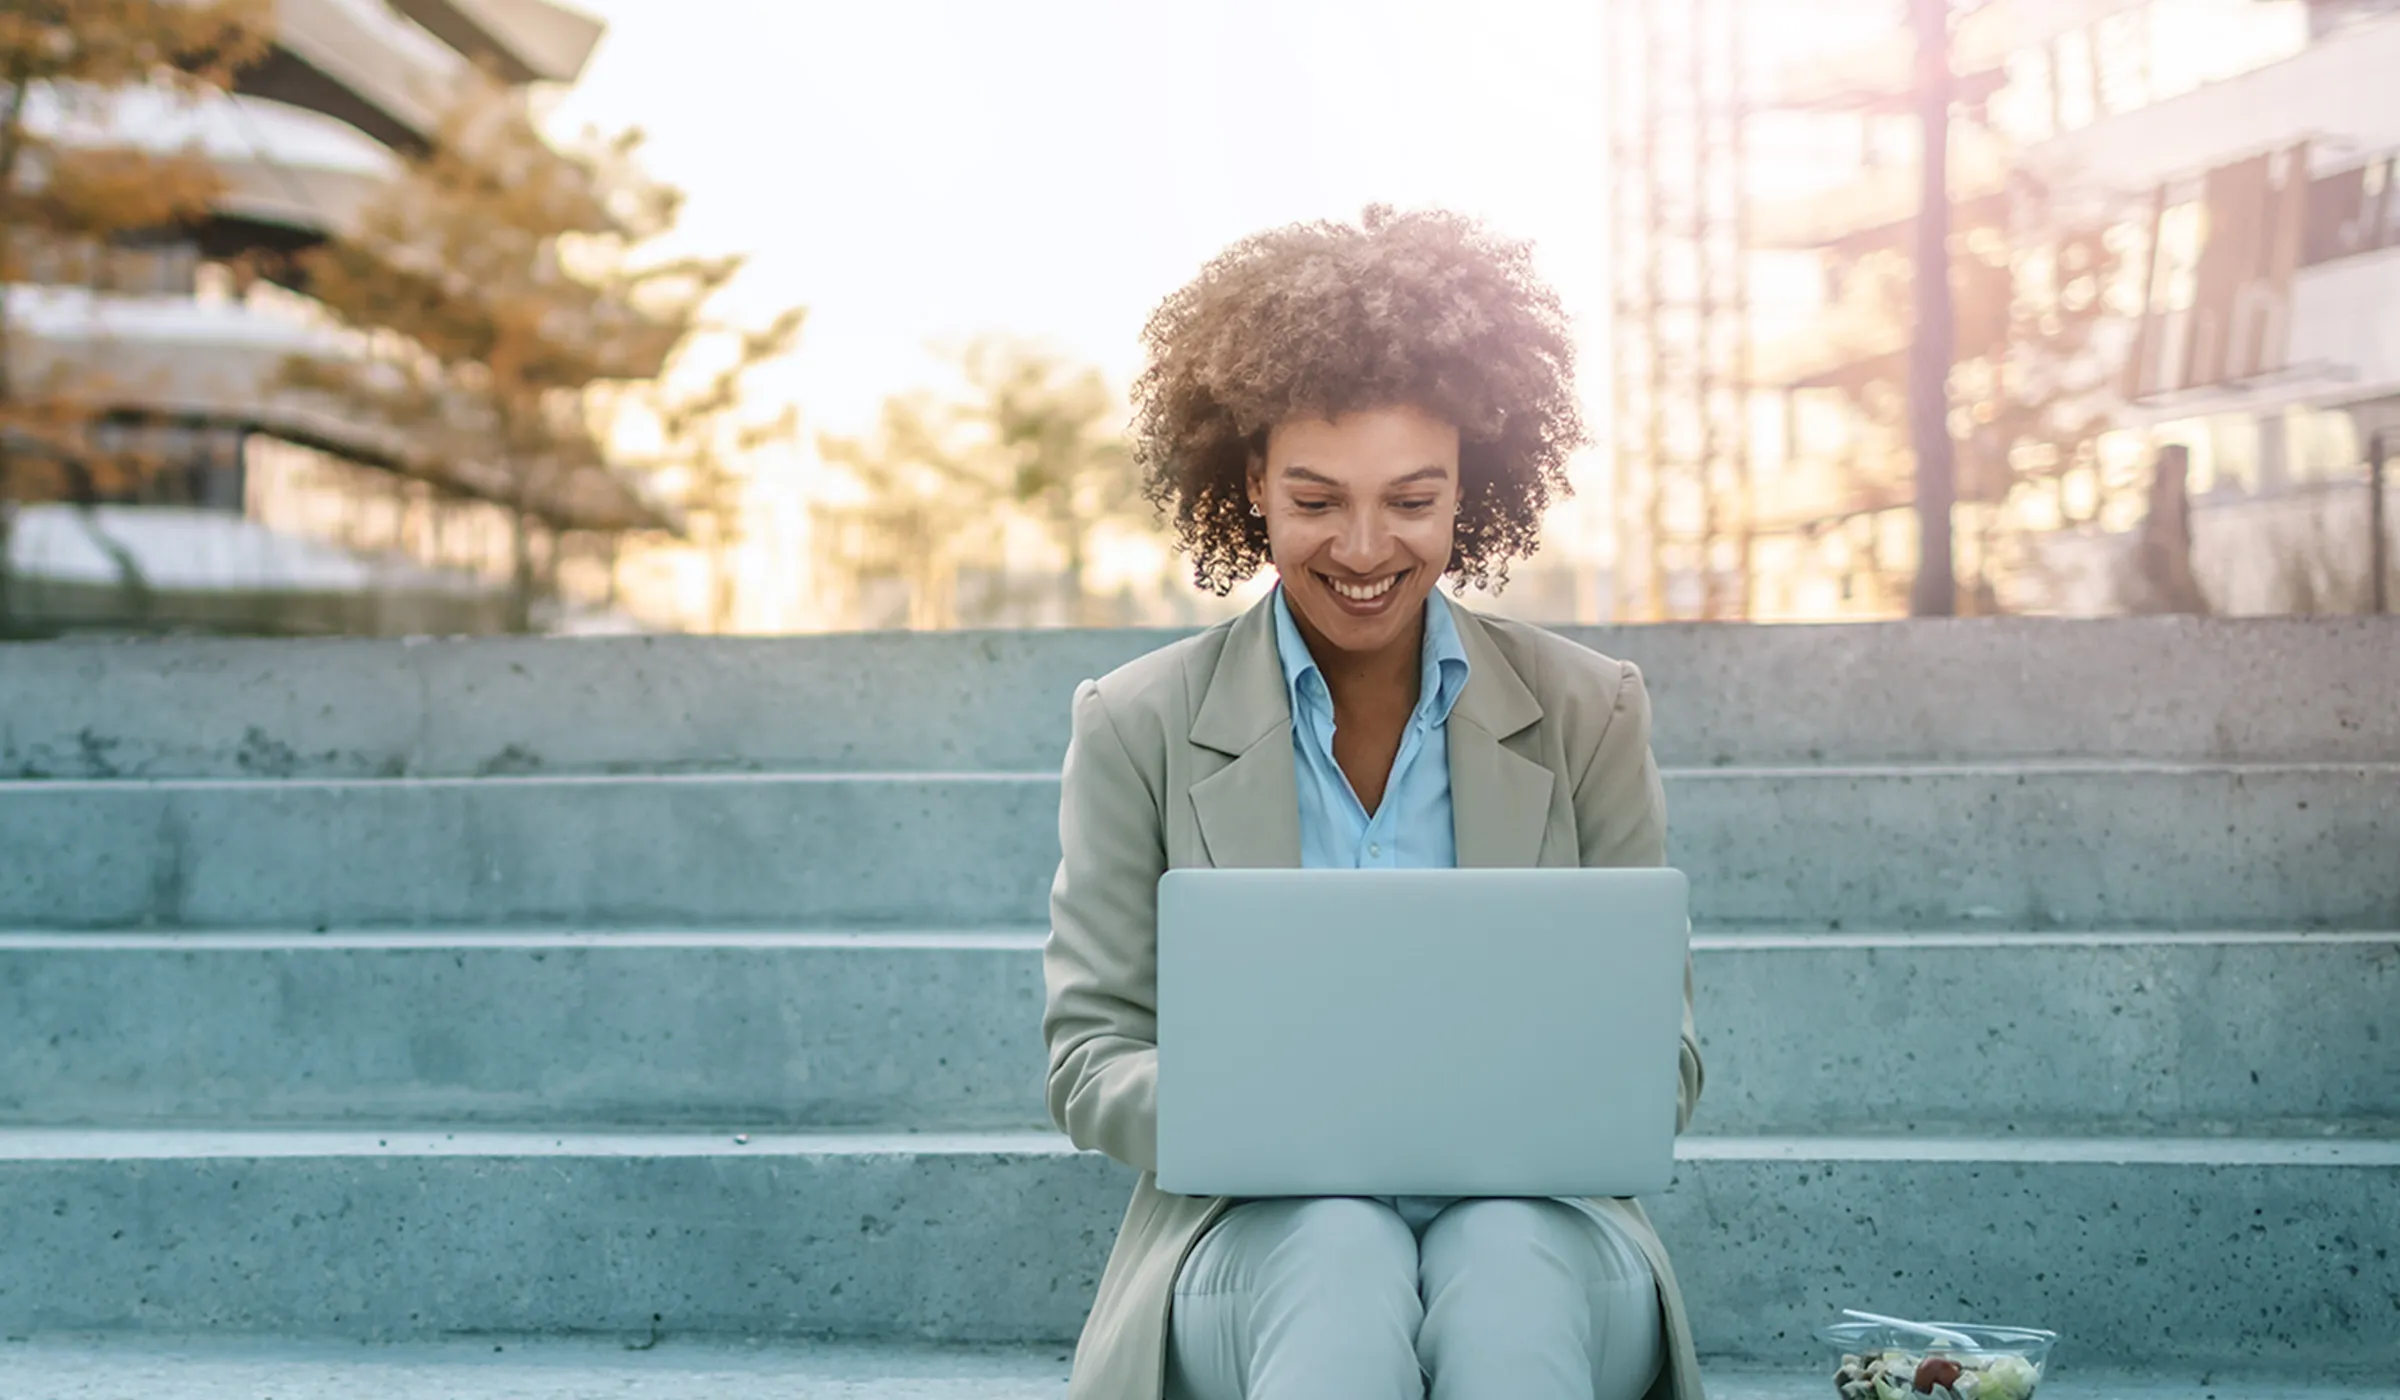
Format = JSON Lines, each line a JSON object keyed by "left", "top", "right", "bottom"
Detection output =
{"left": 7, "top": 765, "right": 2393, "bottom": 929}
{"left": 4, "top": 929, "right": 2392, "bottom": 1136}
{"left": 7, "top": 617, "right": 2397, "bottom": 777}
{"left": 2, "top": 1128, "right": 2393, "bottom": 1362}
{"left": 7, "top": 1336, "right": 2391, "bottom": 1400}
{"left": 1, "top": 616, "right": 2395, "bottom": 1390}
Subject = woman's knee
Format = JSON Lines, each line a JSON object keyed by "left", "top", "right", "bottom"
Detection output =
{"left": 1260, "top": 1197, "right": 1419, "bottom": 1284}
{"left": 1179, "top": 1196, "right": 1418, "bottom": 1298}
{"left": 1420, "top": 1197, "right": 1590, "bottom": 1269}
{"left": 1170, "top": 1198, "right": 1424, "bottom": 1398}
{"left": 1419, "top": 1198, "right": 1652, "bottom": 1314}
{"left": 1417, "top": 1199, "right": 1661, "bottom": 1386}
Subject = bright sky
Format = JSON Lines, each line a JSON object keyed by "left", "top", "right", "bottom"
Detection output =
{"left": 542, "top": 0, "right": 1618, "bottom": 530}
{"left": 537, "top": 0, "right": 2296, "bottom": 629}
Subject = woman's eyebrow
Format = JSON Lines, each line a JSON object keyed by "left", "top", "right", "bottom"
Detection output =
{"left": 1280, "top": 464, "right": 1452, "bottom": 486}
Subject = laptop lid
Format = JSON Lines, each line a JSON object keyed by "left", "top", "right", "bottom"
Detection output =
{"left": 1155, "top": 867, "right": 1690, "bottom": 1199}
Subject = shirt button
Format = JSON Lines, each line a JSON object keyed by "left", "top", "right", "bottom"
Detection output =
{"left": 1368, "top": 843, "right": 1382, "bottom": 858}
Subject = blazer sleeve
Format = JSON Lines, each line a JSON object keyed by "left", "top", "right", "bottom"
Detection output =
{"left": 1569, "top": 658, "right": 1705, "bottom": 1136}
{"left": 1042, "top": 678, "right": 1169, "bottom": 1174}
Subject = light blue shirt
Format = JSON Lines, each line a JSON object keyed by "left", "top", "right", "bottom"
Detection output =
{"left": 1271, "top": 585, "right": 1471, "bottom": 871}
{"left": 1270, "top": 583, "right": 1471, "bottom": 1232}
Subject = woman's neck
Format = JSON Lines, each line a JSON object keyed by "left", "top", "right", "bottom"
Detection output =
{"left": 1293, "top": 605, "right": 1424, "bottom": 719}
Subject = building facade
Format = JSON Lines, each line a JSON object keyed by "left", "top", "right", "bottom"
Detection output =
{"left": 1613, "top": 0, "right": 2399, "bottom": 621}
{"left": 4, "top": 0, "right": 663, "bottom": 637}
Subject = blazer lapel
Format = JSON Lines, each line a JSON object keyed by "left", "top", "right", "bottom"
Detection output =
{"left": 1446, "top": 602, "right": 1554, "bottom": 869}
{"left": 1190, "top": 744, "right": 1303, "bottom": 869}
{"left": 1188, "top": 598, "right": 1302, "bottom": 869}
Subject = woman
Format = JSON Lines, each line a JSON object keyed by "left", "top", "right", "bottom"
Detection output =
{"left": 1042, "top": 204, "right": 1705, "bottom": 1400}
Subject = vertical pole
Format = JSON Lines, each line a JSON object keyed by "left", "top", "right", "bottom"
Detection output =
{"left": 2372, "top": 430, "right": 2389, "bottom": 615}
{"left": 1908, "top": 0, "right": 1959, "bottom": 617}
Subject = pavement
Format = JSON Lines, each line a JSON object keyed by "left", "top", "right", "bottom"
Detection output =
{"left": 1, "top": 1335, "right": 2393, "bottom": 1400}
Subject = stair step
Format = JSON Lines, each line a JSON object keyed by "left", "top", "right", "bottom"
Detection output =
{"left": 2, "top": 1130, "right": 2391, "bottom": 1366}
{"left": 0, "top": 1335, "right": 1074, "bottom": 1400}
{"left": 5, "top": 1336, "right": 2389, "bottom": 1400}
{"left": 3, "top": 930, "right": 2391, "bottom": 1137}
{"left": 8, "top": 618, "right": 2396, "bottom": 778}
{"left": 5, "top": 763, "right": 2393, "bottom": 930}
{"left": 0, "top": 928, "right": 1055, "bottom": 1132}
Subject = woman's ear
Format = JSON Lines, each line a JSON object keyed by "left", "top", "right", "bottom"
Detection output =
{"left": 1245, "top": 453, "right": 1266, "bottom": 514}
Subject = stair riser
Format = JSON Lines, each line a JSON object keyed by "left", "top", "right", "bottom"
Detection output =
{"left": 0, "top": 1149, "right": 2389, "bottom": 1367}
{"left": 4, "top": 767, "right": 2392, "bottom": 930}
{"left": 3, "top": 938, "right": 2393, "bottom": 1136}
{"left": 8, "top": 618, "right": 2397, "bottom": 777}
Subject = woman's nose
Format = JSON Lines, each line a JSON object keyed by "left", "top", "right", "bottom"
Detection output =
{"left": 1330, "top": 509, "right": 1388, "bottom": 568}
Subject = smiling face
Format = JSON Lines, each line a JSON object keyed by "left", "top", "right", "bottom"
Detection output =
{"left": 1246, "top": 403, "right": 1461, "bottom": 666}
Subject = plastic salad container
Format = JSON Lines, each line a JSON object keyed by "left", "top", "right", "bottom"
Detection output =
{"left": 1815, "top": 1319, "right": 2058, "bottom": 1400}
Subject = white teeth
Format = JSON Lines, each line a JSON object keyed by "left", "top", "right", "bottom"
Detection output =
{"left": 1327, "top": 572, "right": 1401, "bottom": 602}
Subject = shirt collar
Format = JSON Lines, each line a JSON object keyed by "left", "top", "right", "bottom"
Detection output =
{"left": 1270, "top": 582, "right": 1472, "bottom": 726}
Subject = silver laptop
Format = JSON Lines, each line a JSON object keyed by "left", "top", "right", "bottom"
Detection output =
{"left": 1155, "top": 867, "right": 1690, "bottom": 1199}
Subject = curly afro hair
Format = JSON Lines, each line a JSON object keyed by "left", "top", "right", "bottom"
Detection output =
{"left": 1131, "top": 203, "right": 1586, "bottom": 596}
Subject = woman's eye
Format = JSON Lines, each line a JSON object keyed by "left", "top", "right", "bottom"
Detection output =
{"left": 1293, "top": 500, "right": 1335, "bottom": 513}
{"left": 1395, "top": 498, "right": 1436, "bottom": 511}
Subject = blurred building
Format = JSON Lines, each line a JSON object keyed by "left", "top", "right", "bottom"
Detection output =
{"left": 4, "top": 0, "right": 664, "bottom": 637}
{"left": 2021, "top": 0, "right": 2400, "bottom": 615}
{"left": 1611, "top": 0, "right": 2400, "bottom": 620}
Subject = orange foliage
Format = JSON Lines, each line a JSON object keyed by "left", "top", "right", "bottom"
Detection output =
{"left": 0, "top": 0, "right": 268, "bottom": 502}
{"left": 280, "top": 72, "right": 801, "bottom": 625}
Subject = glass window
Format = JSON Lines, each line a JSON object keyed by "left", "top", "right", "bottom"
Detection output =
{"left": 2103, "top": 218, "right": 2153, "bottom": 316}
{"left": 2207, "top": 413, "right": 2263, "bottom": 494}
{"left": 2304, "top": 166, "right": 2371, "bottom": 266}
{"left": 2154, "top": 200, "right": 2204, "bottom": 313}
{"left": 2285, "top": 405, "right": 2363, "bottom": 483}
{"left": 2372, "top": 159, "right": 2396, "bottom": 252}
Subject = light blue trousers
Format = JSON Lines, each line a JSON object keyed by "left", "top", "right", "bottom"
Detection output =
{"left": 1166, "top": 1196, "right": 1664, "bottom": 1400}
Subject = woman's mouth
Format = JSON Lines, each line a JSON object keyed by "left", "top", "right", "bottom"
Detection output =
{"left": 1316, "top": 568, "right": 1410, "bottom": 614}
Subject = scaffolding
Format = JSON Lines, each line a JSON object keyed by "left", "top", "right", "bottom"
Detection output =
{"left": 1607, "top": 0, "right": 1754, "bottom": 621}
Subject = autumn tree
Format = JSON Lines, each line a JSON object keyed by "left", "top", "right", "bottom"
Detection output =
{"left": 0, "top": 0, "right": 267, "bottom": 632}
{"left": 1959, "top": 180, "right": 2142, "bottom": 614}
{"left": 283, "top": 75, "right": 799, "bottom": 632}
{"left": 815, "top": 336, "right": 1152, "bottom": 628}
{"left": 813, "top": 385, "right": 977, "bottom": 629}
{"left": 1980, "top": 217, "right": 2135, "bottom": 485}
{"left": 601, "top": 304, "right": 805, "bottom": 631}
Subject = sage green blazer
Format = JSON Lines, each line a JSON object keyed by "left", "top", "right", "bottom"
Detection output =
{"left": 1042, "top": 591, "right": 1707, "bottom": 1400}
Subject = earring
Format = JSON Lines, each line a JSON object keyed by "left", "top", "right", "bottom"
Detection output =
{"left": 1248, "top": 502, "right": 1264, "bottom": 518}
